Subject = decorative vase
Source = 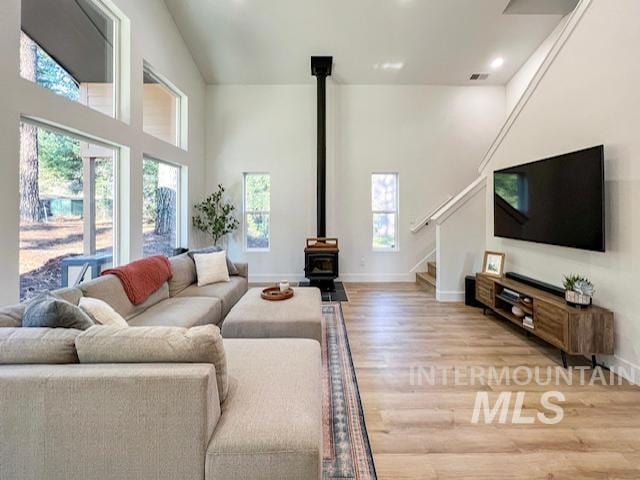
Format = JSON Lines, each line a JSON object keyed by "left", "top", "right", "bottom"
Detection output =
{"left": 565, "top": 290, "right": 592, "bottom": 308}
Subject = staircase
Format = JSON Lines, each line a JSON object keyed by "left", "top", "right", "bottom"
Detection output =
{"left": 416, "top": 261, "right": 437, "bottom": 289}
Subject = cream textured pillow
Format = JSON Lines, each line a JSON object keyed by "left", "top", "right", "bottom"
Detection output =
{"left": 79, "top": 297, "right": 128, "bottom": 327}
{"left": 194, "top": 250, "right": 230, "bottom": 287}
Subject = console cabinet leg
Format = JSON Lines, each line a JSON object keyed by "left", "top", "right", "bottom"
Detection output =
{"left": 591, "top": 355, "right": 597, "bottom": 368}
{"left": 561, "top": 350, "right": 568, "bottom": 369}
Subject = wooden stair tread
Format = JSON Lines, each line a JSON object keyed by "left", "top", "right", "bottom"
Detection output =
{"left": 416, "top": 271, "right": 436, "bottom": 287}
{"left": 427, "top": 261, "right": 437, "bottom": 279}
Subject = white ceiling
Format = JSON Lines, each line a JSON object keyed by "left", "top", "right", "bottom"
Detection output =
{"left": 164, "top": 0, "right": 566, "bottom": 85}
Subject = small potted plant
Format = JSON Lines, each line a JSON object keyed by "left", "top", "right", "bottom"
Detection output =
{"left": 563, "top": 274, "right": 595, "bottom": 308}
{"left": 192, "top": 184, "right": 240, "bottom": 246}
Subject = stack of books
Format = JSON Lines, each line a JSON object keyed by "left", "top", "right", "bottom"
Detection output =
{"left": 501, "top": 288, "right": 521, "bottom": 302}
{"left": 523, "top": 316, "right": 534, "bottom": 329}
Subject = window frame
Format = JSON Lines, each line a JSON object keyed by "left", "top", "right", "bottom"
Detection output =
{"left": 371, "top": 172, "right": 399, "bottom": 252}
{"left": 19, "top": 0, "right": 122, "bottom": 119}
{"left": 18, "top": 118, "right": 121, "bottom": 297}
{"left": 142, "top": 156, "right": 183, "bottom": 256}
{"left": 142, "top": 61, "right": 186, "bottom": 149}
{"left": 243, "top": 172, "right": 271, "bottom": 252}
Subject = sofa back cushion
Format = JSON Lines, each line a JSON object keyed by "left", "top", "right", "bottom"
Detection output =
{"left": 0, "top": 304, "right": 25, "bottom": 328}
{"left": 50, "top": 286, "right": 83, "bottom": 305}
{"left": 0, "top": 328, "right": 81, "bottom": 364}
{"left": 76, "top": 324, "right": 228, "bottom": 403}
{"left": 80, "top": 275, "right": 169, "bottom": 319}
{"left": 168, "top": 253, "right": 196, "bottom": 296}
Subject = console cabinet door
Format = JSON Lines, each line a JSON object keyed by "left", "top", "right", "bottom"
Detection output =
{"left": 533, "top": 300, "right": 569, "bottom": 350}
{"left": 476, "top": 276, "right": 494, "bottom": 307}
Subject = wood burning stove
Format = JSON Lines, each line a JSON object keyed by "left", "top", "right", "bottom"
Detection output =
{"left": 305, "top": 238, "right": 339, "bottom": 289}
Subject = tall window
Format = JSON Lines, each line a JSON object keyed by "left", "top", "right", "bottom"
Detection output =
{"left": 244, "top": 173, "right": 270, "bottom": 251}
{"left": 143, "top": 64, "right": 183, "bottom": 147}
{"left": 19, "top": 121, "right": 117, "bottom": 301}
{"left": 143, "top": 158, "right": 181, "bottom": 257}
{"left": 20, "top": 0, "right": 118, "bottom": 117}
{"left": 372, "top": 173, "right": 399, "bottom": 251}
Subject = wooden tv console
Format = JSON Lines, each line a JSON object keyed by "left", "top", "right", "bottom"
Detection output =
{"left": 475, "top": 273, "right": 614, "bottom": 367}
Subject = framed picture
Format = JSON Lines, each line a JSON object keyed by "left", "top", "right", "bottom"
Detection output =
{"left": 483, "top": 251, "right": 505, "bottom": 277}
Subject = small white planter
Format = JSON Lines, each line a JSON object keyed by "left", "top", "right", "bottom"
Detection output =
{"left": 565, "top": 290, "right": 592, "bottom": 307}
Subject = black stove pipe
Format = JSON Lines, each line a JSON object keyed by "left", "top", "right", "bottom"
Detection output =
{"left": 311, "top": 56, "right": 332, "bottom": 238}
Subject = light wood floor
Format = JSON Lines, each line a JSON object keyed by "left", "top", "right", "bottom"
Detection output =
{"left": 342, "top": 282, "right": 640, "bottom": 480}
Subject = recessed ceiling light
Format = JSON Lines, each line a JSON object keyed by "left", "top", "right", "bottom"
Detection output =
{"left": 491, "top": 57, "right": 504, "bottom": 69}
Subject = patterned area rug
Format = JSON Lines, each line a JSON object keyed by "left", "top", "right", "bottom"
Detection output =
{"left": 322, "top": 303, "right": 377, "bottom": 480}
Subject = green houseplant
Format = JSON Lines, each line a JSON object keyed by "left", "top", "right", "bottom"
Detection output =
{"left": 192, "top": 184, "right": 239, "bottom": 245}
{"left": 562, "top": 274, "right": 595, "bottom": 307}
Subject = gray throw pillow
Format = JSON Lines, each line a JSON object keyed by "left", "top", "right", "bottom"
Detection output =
{"left": 188, "top": 246, "right": 239, "bottom": 276}
{"left": 22, "top": 295, "right": 95, "bottom": 330}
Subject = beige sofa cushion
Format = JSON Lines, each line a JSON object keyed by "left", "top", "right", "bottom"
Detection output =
{"left": 80, "top": 275, "right": 169, "bottom": 319}
{"left": 51, "top": 286, "right": 83, "bottom": 305}
{"left": 222, "top": 287, "right": 323, "bottom": 342}
{"left": 0, "top": 304, "right": 25, "bottom": 328}
{"left": 0, "top": 328, "right": 80, "bottom": 364}
{"left": 206, "top": 338, "right": 322, "bottom": 479}
{"left": 76, "top": 324, "right": 228, "bottom": 403}
{"left": 176, "top": 276, "right": 248, "bottom": 318}
{"left": 127, "top": 297, "right": 222, "bottom": 328}
{"left": 168, "top": 253, "right": 196, "bottom": 296}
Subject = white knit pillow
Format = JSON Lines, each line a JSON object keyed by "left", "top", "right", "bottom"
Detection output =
{"left": 79, "top": 297, "right": 128, "bottom": 327}
{"left": 194, "top": 250, "right": 230, "bottom": 286}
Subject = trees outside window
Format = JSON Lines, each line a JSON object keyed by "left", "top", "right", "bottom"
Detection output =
{"left": 143, "top": 158, "right": 180, "bottom": 257}
{"left": 244, "top": 173, "right": 270, "bottom": 250}
{"left": 19, "top": 123, "right": 116, "bottom": 301}
{"left": 372, "top": 173, "right": 399, "bottom": 251}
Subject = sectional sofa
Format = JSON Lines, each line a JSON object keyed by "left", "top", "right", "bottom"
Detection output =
{"left": 0, "top": 254, "right": 323, "bottom": 480}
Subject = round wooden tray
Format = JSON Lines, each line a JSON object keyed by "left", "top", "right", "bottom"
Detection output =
{"left": 261, "top": 286, "right": 294, "bottom": 301}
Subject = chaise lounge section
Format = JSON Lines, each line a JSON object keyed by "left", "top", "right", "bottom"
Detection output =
{"left": 0, "top": 254, "right": 324, "bottom": 479}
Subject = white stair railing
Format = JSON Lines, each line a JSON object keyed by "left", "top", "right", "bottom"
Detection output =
{"left": 410, "top": 195, "right": 453, "bottom": 233}
{"left": 409, "top": 248, "right": 436, "bottom": 273}
{"left": 430, "top": 176, "right": 486, "bottom": 225}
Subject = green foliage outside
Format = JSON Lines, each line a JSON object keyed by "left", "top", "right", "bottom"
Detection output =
{"left": 38, "top": 130, "right": 83, "bottom": 195}
{"left": 36, "top": 42, "right": 79, "bottom": 102}
{"left": 143, "top": 159, "right": 160, "bottom": 224}
{"left": 244, "top": 174, "right": 270, "bottom": 248}
{"left": 193, "top": 184, "right": 240, "bottom": 245}
{"left": 494, "top": 173, "right": 520, "bottom": 210}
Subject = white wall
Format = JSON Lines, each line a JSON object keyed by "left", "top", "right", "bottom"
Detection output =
{"left": 435, "top": 184, "right": 486, "bottom": 301}
{"left": 505, "top": 14, "right": 569, "bottom": 114}
{"left": 206, "top": 84, "right": 505, "bottom": 282}
{"left": 0, "top": 0, "right": 206, "bottom": 305}
{"left": 482, "top": 0, "right": 640, "bottom": 375}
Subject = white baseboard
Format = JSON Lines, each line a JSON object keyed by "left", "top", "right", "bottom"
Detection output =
{"left": 598, "top": 354, "right": 640, "bottom": 386}
{"left": 337, "top": 273, "right": 415, "bottom": 282}
{"left": 248, "top": 274, "right": 306, "bottom": 283}
{"left": 248, "top": 273, "right": 415, "bottom": 283}
{"left": 436, "top": 290, "right": 465, "bottom": 302}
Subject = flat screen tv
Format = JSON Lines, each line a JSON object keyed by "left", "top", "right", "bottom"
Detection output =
{"left": 493, "top": 145, "right": 605, "bottom": 252}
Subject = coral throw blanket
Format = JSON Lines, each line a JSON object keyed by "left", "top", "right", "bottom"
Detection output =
{"left": 102, "top": 255, "right": 173, "bottom": 305}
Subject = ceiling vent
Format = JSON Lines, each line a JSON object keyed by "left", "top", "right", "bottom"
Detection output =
{"left": 469, "top": 73, "right": 489, "bottom": 81}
